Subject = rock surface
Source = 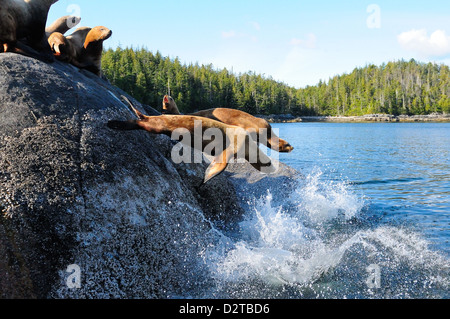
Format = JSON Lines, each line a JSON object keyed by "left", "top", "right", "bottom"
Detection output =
{"left": 0, "top": 54, "right": 299, "bottom": 299}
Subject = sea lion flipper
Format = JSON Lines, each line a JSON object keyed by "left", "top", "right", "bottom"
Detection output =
{"left": 121, "top": 95, "right": 146, "bottom": 120}
{"left": 107, "top": 120, "right": 140, "bottom": 131}
{"left": 203, "top": 162, "right": 226, "bottom": 185}
{"left": 202, "top": 151, "right": 230, "bottom": 185}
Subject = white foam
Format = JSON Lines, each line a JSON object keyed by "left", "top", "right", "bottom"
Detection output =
{"left": 293, "top": 168, "right": 365, "bottom": 223}
{"left": 208, "top": 188, "right": 349, "bottom": 285}
{"left": 205, "top": 168, "right": 449, "bottom": 293}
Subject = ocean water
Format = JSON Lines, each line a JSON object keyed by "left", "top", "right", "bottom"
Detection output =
{"left": 197, "top": 122, "right": 449, "bottom": 299}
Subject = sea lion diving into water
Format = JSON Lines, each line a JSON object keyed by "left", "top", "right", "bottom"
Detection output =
{"left": 107, "top": 96, "right": 278, "bottom": 186}
{"left": 0, "top": 0, "right": 58, "bottom": 59}
{"left": 162, "top": 95, "right": 294, "bottom": 154}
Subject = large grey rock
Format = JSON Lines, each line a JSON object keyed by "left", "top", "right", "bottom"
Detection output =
{"left": 0, "top": 53, "right": 299, "bottom": 299}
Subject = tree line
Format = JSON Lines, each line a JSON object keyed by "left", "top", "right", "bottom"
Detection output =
{"left": 101, "top": 47, "right": 450, "bottom": 116}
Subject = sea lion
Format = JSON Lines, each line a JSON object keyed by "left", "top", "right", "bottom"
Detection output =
{"left": 64, "top": 26, "right": 112, "bottom": 76}
{"left": 45, "top": 15, "right": 81, "bottom": 35}
{"left": 48, "top": 27, "right": 89, "bottom": 66}
{"left": 50, "top": 26, "right": 112, "bottom": 75}
{"left": 47, "top": 31, "right": 65, "bottom": 58}
{"left": 78, "top": 26, "right": 112, "bottom": 76}
{"left": 0, "top": 0, "right": 58, "bottom": 58}
{"left": 162, "top": 95, "right": 294, "bottom": 153}
{"left": 64, "top": 26, "right": 91, "bottom": 55}
{"left": 47, "top": 31, "right": 80, "bottom": 64}
{"left": 108, "top": 96, "right": 277, "bottom": 186}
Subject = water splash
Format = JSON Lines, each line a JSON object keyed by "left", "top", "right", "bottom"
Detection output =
{"left": 209, "top": 192, "right": 358, "bottom": 287}
{"left": 293, "top": 168, "right": 365, "bottom": 224}
{"left": 202, "top": 168, "right": 449, "bottom": 299}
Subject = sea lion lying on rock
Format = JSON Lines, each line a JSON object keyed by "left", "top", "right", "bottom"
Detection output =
{"left": 0, "top": 0, "right": 58, "bottom": 60}
{"left": 47, "top": 31, "right": 74, "bottom": 63}
{"left": 48, "top": 26, "right": 112, "bottom": 76}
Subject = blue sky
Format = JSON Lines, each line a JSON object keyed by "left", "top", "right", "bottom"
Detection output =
{"left": 48, "top": 0, "right": 450, "bottom": 88}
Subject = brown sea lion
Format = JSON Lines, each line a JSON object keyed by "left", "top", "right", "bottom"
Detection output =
{"left": 45, "top": 15, "right": 81, "bottom": 35}
{"left": 80, "top": 26, "right": 112, "bottom": 76}
{"left": 162, "top": 95, "right": 294, "bottom": 153}
{"left": 108, "top": 96, "right": 277, "bottom": 186}
{"left": 0, "top": 0, "right": 58, "bottom": 58}
{"left": 47, "top": 31, "right": 84, "bottom": 66}
{"left": 65, "top": 26, "right": 112, "bottom": 76}
{"left": 50, "top": 26, "right": 112, "bottom": 75}
{"left": 64, "top": 26, "right": 91, "bottom": 56}
{"left": 47, "top": 32, "right": 66, "bottom": 58}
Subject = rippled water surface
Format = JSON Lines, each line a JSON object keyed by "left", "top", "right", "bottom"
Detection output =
{"left": 196, "top": 122, "right": 449, "bottom": 299}
{"left": 273, "top": 122, "right": 450, "bottom": 255}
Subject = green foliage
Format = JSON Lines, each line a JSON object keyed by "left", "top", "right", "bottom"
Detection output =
{"left": 102, "top": 48, "right": 450, "bottom": 116}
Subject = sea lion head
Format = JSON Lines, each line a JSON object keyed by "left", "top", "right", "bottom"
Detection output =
{"left": 162, "top": 95, "right": 178, "bottom": 114}
{"left": 84, "top": 26, "right": 112, "bottom": 48}
{"left": 278, "top": 138, "right": 294, "bottom": 153}
{"left": 48, "top": 32, "right": 69, "bottom": 60}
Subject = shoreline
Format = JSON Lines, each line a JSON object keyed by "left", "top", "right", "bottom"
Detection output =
{"left": 258, "top": 113, "right": 450, "bottom": 123}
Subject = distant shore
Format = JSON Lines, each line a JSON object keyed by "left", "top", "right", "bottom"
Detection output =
{"left": 258, "top": 113, "right": 450, "bottom": 123}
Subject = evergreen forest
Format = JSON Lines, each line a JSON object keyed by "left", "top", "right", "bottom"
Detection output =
{"left": 102, "top": 47, "right": 450, "bottom": 116}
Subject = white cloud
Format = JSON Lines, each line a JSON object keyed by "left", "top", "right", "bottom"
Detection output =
{"left": 290, "top": 33, "right": 317, "bottom": 49}
{"left": 398, "top": 29, "right": 450, "bottom": 57}
{"left": 222, "top": 30, "right": 237, "bottom": 39}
